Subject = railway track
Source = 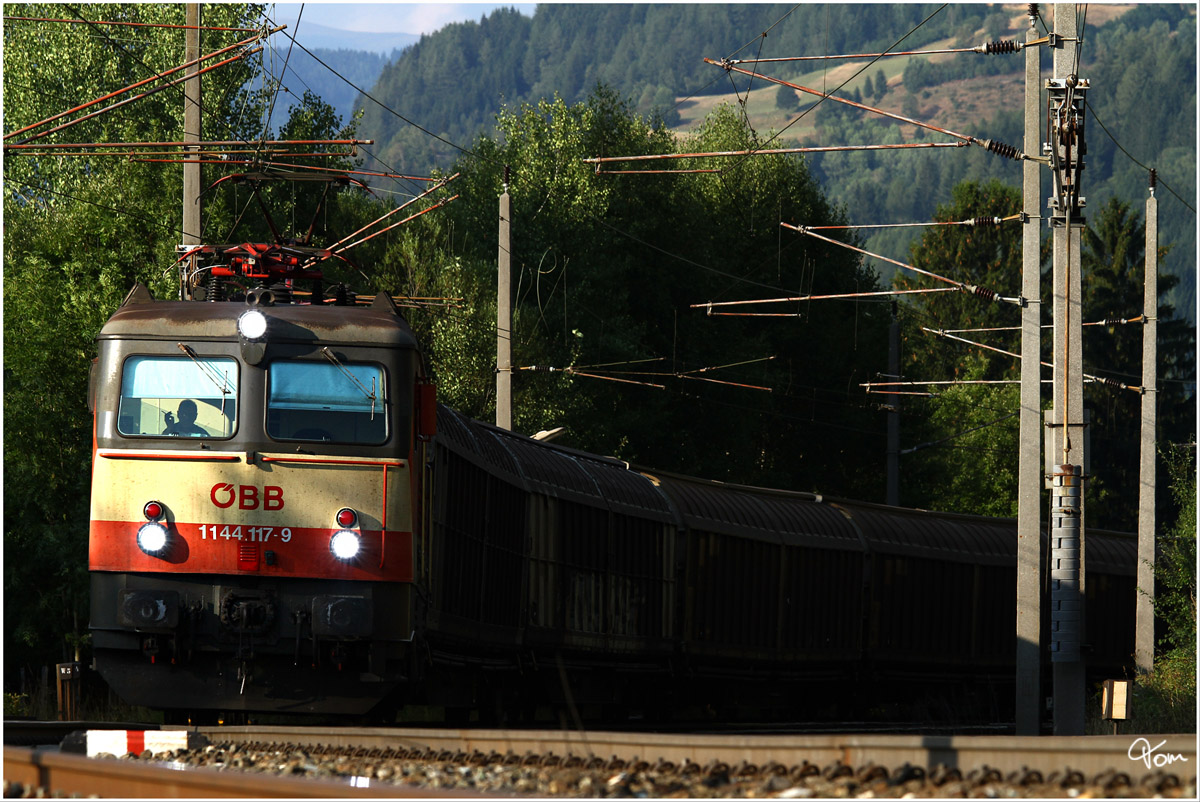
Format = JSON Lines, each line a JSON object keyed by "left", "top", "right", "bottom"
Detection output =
{"left": 5, "top": 725, "right": 1196, "bottom": 798}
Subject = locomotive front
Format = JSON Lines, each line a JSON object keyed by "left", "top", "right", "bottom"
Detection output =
{"left": 88, "top": 284, "right": 432, "bottom": 718}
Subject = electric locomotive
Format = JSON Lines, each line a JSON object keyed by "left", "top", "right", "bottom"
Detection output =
{"left": 88, "top": 243, "right": 436, "bottom": 717}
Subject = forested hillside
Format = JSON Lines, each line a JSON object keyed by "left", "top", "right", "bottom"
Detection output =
{"left": 282, "top": 47, "right": 392, "bottom": 127}
{"left": 356, "top": 3, "right": 1196, "bottom": 317}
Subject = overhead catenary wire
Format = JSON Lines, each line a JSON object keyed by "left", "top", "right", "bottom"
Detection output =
{"left": 922, "top": 327, "right": 1142, "bottom": 393}
{"left": 800, "top": 214, "right": 1021, "bottom": 230}
{"left": 863, "top": 379, "right": 1051, "bottom": 389}
{"left": 782, "top": 222, "right": 1023, "bottom": 306}
{"left": 245, "top": 13, "right": 432, "bottom": 202}
{"left": 585, "top": 142, "right": 967, "bottom": 171}
{"left": 589, "top": 214, "right": 798, "bottom": 295}
{"left": 5, "top": 35, "right": 269, "bottom": 145}
{"left": 707, "top": 57, "right": 1028, "bottom": 164}
{"left": 258, "top": 4, "right": 302, "bottom": 160}
{"left": 7, "top": 137, "right": 368, "bottom": 150}
{"left": 729, "top": 39, "right": 1041, "bottom": 65}
{"left": 4, "top": 175, "right": 188, "bottom": 236}
{"left": 305, "top": 194, "right": 460, "bottom": 265}
{"left": 306, "top": 174, "right": 459, "bottom": 264}
{"left": 15, "top": 8, "right": 277, "bottom": 189}
{"left": 517, "top": 357, "right": 777, "bottom": 393}
{"left": 693, "top": 287, "right": 957, "bottom": 311}
{"left": 1086, "top": 100, "right": 1195, "bottom": 215}
{"left": 900, "top": 412, "right": 1019, "bottom": 455}
{"left": 718, "top": 3, "right": 949, "bottom": 176}
{"left": 255, "top": 9, "right": 486, "bottom": 203}
{"left": 940, "top": 315, "right": 1148, "bottom": 334}
{"left": 52, "top": 4, "right": 300, "bottom": 166}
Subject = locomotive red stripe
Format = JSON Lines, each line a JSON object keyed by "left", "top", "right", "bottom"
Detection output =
{"left": 97, "top": 449, "right": 242, "bottom": 461}
{"left": 257, "top": 455, "right": 405, "bottom": 468}
{"left": 88, "top": 519, "right": 413, "bottom": 581}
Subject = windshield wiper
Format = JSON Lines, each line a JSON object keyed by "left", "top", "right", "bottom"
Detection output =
{"left": 177, "top": 343, "right": 234, "bottom": 435}
{"left": 176, "top": 343, "right": 235, "bottom": 395}
{"left": 321, "top": 347, "right": 377, "bottom": 419}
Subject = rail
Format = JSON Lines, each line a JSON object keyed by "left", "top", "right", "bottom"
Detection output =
{"left": 199, "top": 726, "right": 1195, "bottom": 778}
{"left": 2, "top": 745, "right": 462, "bottom": 798}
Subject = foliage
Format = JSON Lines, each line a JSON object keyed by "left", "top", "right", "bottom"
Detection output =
{"left": 391, "top": 87, "right": 891, "bottom": 496}
{"left": 895, "top": 182, "right": 1195, "bottom": 528}
{"left": 359, "top": 4, "right": 951, "bottom": 175}
{"left": 275, "top": 47, "right": 392, "bottom": 128}
{"left": 1085, "top": 8, "right": 1197, "bottom": 319}
{"left": 1134, "top": 440, "right": 1196, "bottom": 733}
{"left": 775, "top": 85, "right": 799, "bottom": 112}
{"left": 5, "top": 1, "right": 1194, "bottom": 704}
{"left": 1081, "top": 198, "right": 1196, "bottom": 531}
{"left": 887, "top": 180, "right": 1027, "bottom": 513}
{"left": 901, "top": 368, "right": 1021, "bottom": 518}
{"left": 356, "top": 3, "right": 1195, "bottom": 320}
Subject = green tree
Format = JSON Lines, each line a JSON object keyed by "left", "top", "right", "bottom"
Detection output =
{"left": 873, "top": 68, "right": 889, "bottom": 101}
{"left": 1081, "top": 198, "right": 1196, "bottom": 531}
{"left": 891, "top": 179, "right": 1029, "bottom": 513}
{"left": 393, "top": 87, "right": 887, "bottom": 497}
{"left": 775, "top": 84, "right": 799, "bottom": 112}
{"left": 1136, "top": 441, "right": 1196, "bottom": 732}
{"left": 897, "top": 180, "right": 1026, "bottom": 382}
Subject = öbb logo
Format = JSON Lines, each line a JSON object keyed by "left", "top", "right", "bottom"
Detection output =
{"left": 210, "top": 483, "right": 284, "bottom": 511}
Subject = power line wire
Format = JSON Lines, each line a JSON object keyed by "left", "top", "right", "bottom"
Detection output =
{"left": 1086, "top": 100, "right": 1195, "bottom": 214}
{"left": 61, "top": 4, "right": 266, "bottom": 148}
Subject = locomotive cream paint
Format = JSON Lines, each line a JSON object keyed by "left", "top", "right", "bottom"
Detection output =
{"left": 88, "top": 283, "right": 430, "bottom": 716}
{"left": 89, "top": 451, "right": 413, "bottom": 580}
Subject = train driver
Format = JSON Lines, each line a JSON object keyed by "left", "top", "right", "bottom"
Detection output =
{"left": 163, "top": 399, "right": 209, "bottom": 437}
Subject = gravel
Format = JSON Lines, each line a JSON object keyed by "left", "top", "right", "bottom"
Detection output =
{"left": 89, "top": 741, "right": 1198, "bottom": 799}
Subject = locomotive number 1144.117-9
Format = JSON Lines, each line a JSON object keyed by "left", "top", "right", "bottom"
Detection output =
{"left": 197, "top": 524, "right": 293, "bottom": 542}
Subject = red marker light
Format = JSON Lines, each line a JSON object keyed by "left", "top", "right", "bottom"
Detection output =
{"left": 336, "top": 508, "right": 357, "bottom": 528}
{"left": 143, "top": 501, "right": 164, "bottom": 520}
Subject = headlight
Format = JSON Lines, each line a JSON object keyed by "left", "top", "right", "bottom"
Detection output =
{"left": 330, "top": 530, "right": 361, "bottom": 561}
{"left": 238, "top": 309, "right": 268, "bottom": 339}
{"left": 137, "top": 522, "right": 169, "bottom": 555}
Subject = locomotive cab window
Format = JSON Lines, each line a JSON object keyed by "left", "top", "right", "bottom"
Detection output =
{"left": 267, "top": 360, "right": 387, "bottom": 444}
{"left": 117, "top": 355, "right": 238, "bottom": 438}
